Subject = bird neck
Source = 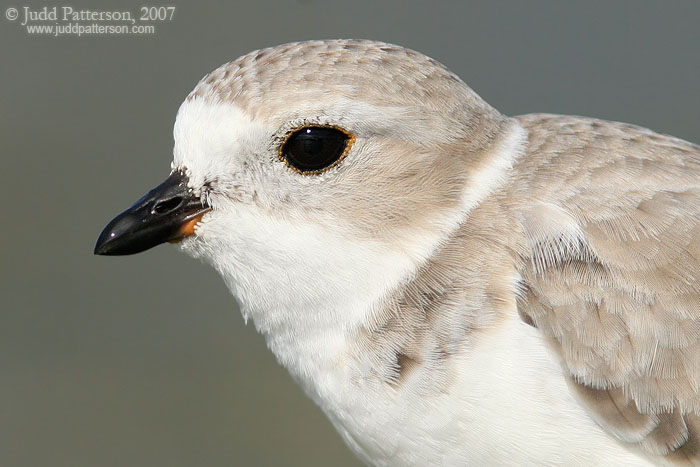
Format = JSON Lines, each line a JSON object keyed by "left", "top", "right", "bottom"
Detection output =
{"left": 190, "top": 207, "right": 425, "bottom": 389}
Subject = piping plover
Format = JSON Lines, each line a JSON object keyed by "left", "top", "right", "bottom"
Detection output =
{"left": 95, "top": 40, "right": 700, "bottom": 466}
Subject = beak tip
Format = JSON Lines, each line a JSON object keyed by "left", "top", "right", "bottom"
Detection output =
{"left": 94, "top": 242, "right": 108, "bottom": 256}
{"left": 94, "top": 227, "right": 115, "bottom": 255}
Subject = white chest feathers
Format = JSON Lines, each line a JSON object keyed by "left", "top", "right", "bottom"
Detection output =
{"left": 319, "top": 316, "right": 654, "bottom": 467}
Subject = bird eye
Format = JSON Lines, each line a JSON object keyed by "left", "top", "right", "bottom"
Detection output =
{"left": 279, "top": 126, "right": 354, "bottom": 174}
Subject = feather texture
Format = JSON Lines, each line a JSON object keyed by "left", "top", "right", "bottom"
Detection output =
{"left": 514, "top": 114, "right": 700, "bottom": 464}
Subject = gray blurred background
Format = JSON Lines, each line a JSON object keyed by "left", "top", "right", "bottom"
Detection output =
{"left": 1, "top": 1, "right": 698, "bottom": 466}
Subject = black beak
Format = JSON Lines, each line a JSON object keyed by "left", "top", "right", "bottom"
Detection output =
{"left": 94, "top": 171, "right": 210, "bottom": 256}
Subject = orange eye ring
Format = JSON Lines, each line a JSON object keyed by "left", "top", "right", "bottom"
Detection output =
{"left": 278, "top": 125, "right": 355, "bottom": 175}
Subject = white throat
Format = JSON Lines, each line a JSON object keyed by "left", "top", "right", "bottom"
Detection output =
{"left": 182, "top": 205, "right": 419, "bottom": 389}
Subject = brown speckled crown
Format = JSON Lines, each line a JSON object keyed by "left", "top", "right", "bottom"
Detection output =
{"left": 187, "top": 39, "right": 499, "bottom": 121}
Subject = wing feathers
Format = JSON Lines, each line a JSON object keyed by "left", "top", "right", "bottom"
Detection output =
{"left": 514, "top": 114, "right": 700, "bottom": 463}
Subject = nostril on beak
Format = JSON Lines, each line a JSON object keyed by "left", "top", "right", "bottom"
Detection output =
{"left": 152, "top": 196, "right": 184, "bottom": 215}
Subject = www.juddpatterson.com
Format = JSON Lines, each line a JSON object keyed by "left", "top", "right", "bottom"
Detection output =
{"left": 26, "top": 22, "right": 156, "bottom": 36}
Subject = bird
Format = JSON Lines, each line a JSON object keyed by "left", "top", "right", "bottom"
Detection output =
{"left": 94, "top": 39, "right": 700, "bottom": 466}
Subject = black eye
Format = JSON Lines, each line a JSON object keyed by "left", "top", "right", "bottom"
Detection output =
{"left": 279, "top": 126, "right": 353, "bottom": 174}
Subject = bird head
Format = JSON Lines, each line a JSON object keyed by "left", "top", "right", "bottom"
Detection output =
{"left": 95, "top": 39, "right": 515, "bottom": 335}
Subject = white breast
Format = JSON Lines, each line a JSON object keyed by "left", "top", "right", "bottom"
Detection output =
{"left": 316, "top": 313, "right": 655, "bottom": 466}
